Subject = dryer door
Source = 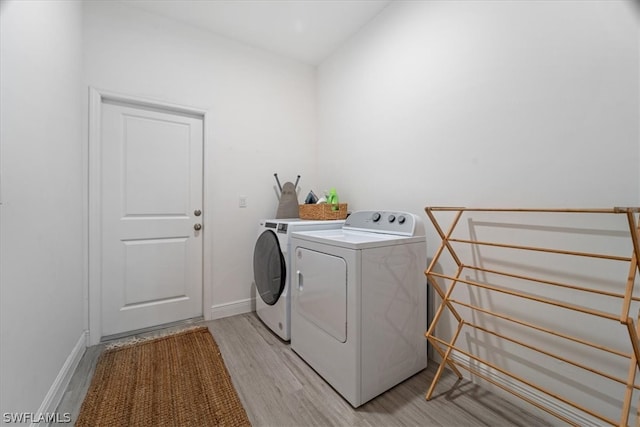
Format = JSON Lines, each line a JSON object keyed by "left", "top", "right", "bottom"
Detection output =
{"left": 295, "top": 248, "right": 347, "bottom": 342}
{"left": 253, "top": 230, "right": 286, "bottom": 305}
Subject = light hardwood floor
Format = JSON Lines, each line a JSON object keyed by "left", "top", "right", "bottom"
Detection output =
{"left": 55, "top": 313, "right": 552, "bottom": 426}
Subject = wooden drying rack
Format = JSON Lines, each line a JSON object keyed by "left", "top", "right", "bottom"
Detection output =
{"left": 424, "top": 207, "right": 640, "bottom": 426}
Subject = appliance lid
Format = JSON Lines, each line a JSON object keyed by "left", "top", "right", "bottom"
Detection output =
{"left": 289, "top": 211, "right": 425, "bottom": 250}
{"left": 291, "top": 228, "right": 425, "bottom": 250}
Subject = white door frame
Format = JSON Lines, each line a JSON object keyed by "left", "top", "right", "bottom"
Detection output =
{"left": 87, "top": 87, "right": 212, "bottom": 345}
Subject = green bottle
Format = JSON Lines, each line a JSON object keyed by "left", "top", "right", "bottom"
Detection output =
{"left": 328, "top": 188, "right": 339, "bottom": 211}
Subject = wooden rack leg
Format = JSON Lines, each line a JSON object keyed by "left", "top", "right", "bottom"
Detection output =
{"left": 425, "top": 267, "right": 462, "bottom": 323}
{"left": 636, "top": 399, "right": 639, "bottom": 427}
{"left": 622, "top": 253, "right": 638, "bottom": 323}
{"left": 626, "top": 318, "right": 640, "bottom": 373}
{"left": 626, "top": 212, "right": 640, "bottom": 277}
{"left": 426, "top": 321, "right": 465, "bottom": 400}
{"left": 424, "top": 279, "right": 450, "bottom": 339}
{"left": 622, "top": 212, "right": 640, "bottom": 323}
{"left": 427, "top": 335, "right": 462, "bottom": 382}
{"left": 622, "top": 311, "right": 640, "bottom": 426}
{"left": 427, "top": 267, "right": 464, "bottom": 323}
{"left": 425, "top": 208, "right": 464, "bottom": 268}
{"left": 426, "top": 333, "right": 463, "bottom": 380}
{"left": 424, "top": 208, "right": 465, "bottom": 324}
{"left": 425, "top": 278, "right": 463, "bottom": 379}
{"left": 425, "top": 268, "right": 465, "bottom": 378}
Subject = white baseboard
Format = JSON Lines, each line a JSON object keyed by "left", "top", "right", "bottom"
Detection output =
{"left": 447, "top": 353, "right": 601, "bottom": 427}
{"left": 32, "top": 330, "right": 87, "bottom": 427}
{"left": 209, "top": 298, "right": 254, "bottom": 320}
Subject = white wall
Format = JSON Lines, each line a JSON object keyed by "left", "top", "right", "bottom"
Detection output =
{"left": 318, "top": 0, "right": 638, "bottom": 212}
{"left": 83, "top": 1, "right": 317, "bottom": 321}
{"left": 0, "top": 0, "right": 85, "bottom": 417}
{"left": 317, "top": 0, "right": 638, "bottom": 424}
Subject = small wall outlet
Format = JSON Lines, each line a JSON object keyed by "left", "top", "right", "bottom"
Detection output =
{"left": 239, "top": 195, "right": 247, "bottom": 208}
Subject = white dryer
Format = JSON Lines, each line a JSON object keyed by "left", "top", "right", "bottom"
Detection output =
{"left": 290, "top": 210, "right": 427, "bottom": 407}
{"left": 253, "top": 218, "right": 344, "bottom": 341}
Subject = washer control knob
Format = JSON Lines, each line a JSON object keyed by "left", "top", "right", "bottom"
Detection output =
{"left": 398, "top": 215, "right": 406, "bottom": 224}
{"left": 388, "top": 215, "right": 396, "bottom": 223}
{"left": 372, "top": 212, "right": 381, "bottom": 222}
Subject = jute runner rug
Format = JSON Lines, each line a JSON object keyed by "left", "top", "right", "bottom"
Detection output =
{"left": 76, "top": 326, "right": 251, "bottom": 426}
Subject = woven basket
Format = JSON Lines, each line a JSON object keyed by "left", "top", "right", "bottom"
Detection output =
{"left": 299, "top": 203, "right": 348, "bottom": 220}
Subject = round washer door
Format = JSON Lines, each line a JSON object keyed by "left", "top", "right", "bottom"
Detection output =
{"left": 253, "top": 230, "right": 286, "bottom": 305}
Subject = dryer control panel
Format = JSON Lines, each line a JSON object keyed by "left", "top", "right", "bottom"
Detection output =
{"left": 343, "top": 210, "right": 423, "bottom": 236}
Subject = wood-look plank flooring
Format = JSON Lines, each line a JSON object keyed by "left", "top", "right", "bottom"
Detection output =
{"left": 55, "top": 313, "right": 552, "bottom": 426}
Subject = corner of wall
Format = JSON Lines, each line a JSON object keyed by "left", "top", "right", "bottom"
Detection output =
{"left": 31, "top": 331, "right": 87, "bottom": 427}
{"left": 209, "top": 298, "right": 255, "bottom": 320}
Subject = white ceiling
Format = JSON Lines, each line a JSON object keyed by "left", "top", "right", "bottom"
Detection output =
{"left": 119, "top": 0, "right": 392, "bottom": 65}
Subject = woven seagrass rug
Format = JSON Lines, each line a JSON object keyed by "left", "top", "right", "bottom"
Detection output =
{"left": 76, "top": 326, "right": 251, "bottom": 426}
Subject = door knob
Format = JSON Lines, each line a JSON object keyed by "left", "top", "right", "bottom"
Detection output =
{"left": 194, "top": 209, "right": 202, "bottom": 216}
{"left": 194, "top": 223, "right": 202, "bottom": 231}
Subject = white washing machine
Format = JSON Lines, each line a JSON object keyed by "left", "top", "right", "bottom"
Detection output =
{"left": 290, "top": 210, "right": 427, "bottom": 407}
{"left": 253, "top": 218, "right": 344, "bottom": 341}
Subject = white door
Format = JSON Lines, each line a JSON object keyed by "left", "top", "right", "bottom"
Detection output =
{"left": 100, "top": 100, "right": 203, "bottom": 337}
